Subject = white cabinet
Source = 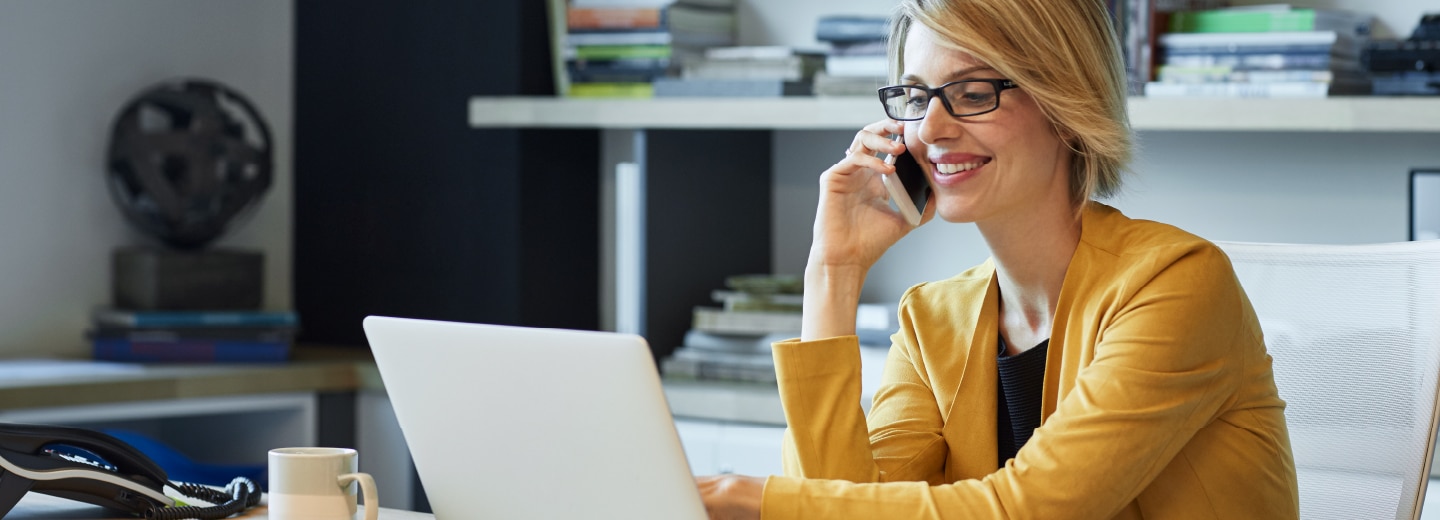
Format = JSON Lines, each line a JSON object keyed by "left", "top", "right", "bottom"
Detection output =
{"left": 674, "top": 419, "right": 786, "bottom": 477}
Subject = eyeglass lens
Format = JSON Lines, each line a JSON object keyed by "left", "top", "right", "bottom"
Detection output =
{"left": 882, "top": 81, "right": 1000, "bottom": 120}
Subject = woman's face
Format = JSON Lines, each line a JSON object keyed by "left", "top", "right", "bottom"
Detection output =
{"left": 900, "top": 24, "right": 1072, "bottom": 224}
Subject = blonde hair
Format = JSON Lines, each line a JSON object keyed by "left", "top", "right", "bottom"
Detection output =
{"left": 887, "top": 0, "right": 1131, "bottom": 206}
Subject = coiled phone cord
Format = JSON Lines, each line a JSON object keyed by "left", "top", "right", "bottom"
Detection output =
{"left": 144, "top": 476, "right": 260, "bottom": 520}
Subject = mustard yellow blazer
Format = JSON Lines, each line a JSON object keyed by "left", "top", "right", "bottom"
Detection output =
{"left": 761, "top": 203, "right": 1298, "bottom": 519}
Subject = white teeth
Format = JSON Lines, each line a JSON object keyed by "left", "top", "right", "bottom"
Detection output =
{"left": 936, "top": 162, "right": 982, "bottom": 175}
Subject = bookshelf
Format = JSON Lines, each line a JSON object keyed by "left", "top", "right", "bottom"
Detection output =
{"left": 467, "top": 94, "right": 1440, "bottom": 358}
{"left": 469, "top": 96, "right": 1440, "bottom": 132}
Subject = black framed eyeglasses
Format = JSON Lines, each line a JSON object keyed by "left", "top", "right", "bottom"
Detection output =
{"left": 877, "top": 79, "right": 1019, "bottom": 121}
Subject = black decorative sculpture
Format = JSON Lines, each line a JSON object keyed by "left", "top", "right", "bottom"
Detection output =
{"left": 106, "top": 79, "right": 273, "bottom": 250}
{"left": 104, "top": 79, "right": 273, "bottom": 310}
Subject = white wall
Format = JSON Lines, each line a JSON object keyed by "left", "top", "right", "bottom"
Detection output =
{"left": 0, "top": 0, "right": 293, "bottom": 357}
{"left": 771, "top": 131, "right": 1440, "bottom": 303}
{"left": 758, "top": 0, "right": 1440, "bottom": 303}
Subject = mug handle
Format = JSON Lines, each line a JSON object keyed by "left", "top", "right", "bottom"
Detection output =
{"left": 338, "top": 472, "right": 379, "bottom": 520}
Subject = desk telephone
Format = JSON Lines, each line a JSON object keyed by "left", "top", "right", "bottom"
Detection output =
{"left": 0, "top": 423, "right": 260, "bottom": 519}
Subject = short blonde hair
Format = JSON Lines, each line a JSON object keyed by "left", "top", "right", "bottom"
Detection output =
{"left": 887, "top": 0, "right": 1131, "bottom": 206}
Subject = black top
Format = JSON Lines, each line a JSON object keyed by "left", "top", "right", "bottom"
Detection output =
{"left": 996, "top": 337, "right": 1049, "bottom": 467}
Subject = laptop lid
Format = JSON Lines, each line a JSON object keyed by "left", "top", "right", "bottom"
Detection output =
{"left": 363, "top": 316, "right": 707, "bottom": 520}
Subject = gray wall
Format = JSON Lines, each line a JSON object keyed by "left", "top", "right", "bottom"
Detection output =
{"left": 761, "top": 0, "right": 1440, "bottom": 303}
{"left": 773, "top": 130, "right": 1440, "bottom": 303}
{"left": 0, "top": 0, "right": 293, "bottom": 357}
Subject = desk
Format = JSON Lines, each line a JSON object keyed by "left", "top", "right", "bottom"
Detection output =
{"left": 0, "top": 346, "right": 378, "bottom": 410}
{"left": 5, "top": 492, "right": 433, "bottom": 519}
{"left": 0, "top": 347, "right": 415, "bottom": 509}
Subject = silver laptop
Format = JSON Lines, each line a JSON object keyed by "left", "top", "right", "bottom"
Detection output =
{"left": 363, "top": 316, "right": 708, "bottom": 520}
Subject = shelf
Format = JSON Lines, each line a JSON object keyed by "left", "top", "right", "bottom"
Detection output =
{"left": 469, "top": 96, "right": 1440, "bottom": 132}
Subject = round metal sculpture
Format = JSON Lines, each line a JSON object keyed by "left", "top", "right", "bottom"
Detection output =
{"left": 106, "top": 79, "right": 273, "bottom": 250}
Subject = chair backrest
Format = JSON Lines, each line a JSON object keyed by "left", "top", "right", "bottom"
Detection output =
{"left": 1217, "top": 240, "right": 1440, "bottom": 520}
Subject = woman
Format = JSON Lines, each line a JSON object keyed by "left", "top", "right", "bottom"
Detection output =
{"left": 697, "top": 0, "right": 1299, "bottom": 518}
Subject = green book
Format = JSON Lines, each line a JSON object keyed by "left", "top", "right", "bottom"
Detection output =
{"left": 566, "top": 82, "right": 655, "bottom": 98}
{"left": 1168, "top": 8, "right": 1367, "bottom": 35}
{"left": 570, "top": 45, "right": 672, "bottom": 61}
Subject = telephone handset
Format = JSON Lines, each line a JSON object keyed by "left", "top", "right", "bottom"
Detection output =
{"left": 875, "top": 146, "right": 933, "bottom": 226}
{"left": 0, "top": 422, "right": 259, "bottom": 519}
{"left": 881, "top": 136, "right": 930, "bottom": 227}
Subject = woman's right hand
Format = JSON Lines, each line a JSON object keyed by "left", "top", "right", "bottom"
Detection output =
{"left": 810, "top": 119, "right": 933, "bottom": 272}
{"left": 800, "top": 119, "right": 934, "bottom": 341}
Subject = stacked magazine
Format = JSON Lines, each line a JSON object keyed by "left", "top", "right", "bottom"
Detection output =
{"left": 661, "top": 274, "right": 802, "bottom": 383}
{"left": 662, "top": 274, "right": 900, "bottom": 382}
{"left": 812, "top": 15, "right": 889, "bottom": 97}
{"left": 88, "top": 308, "right": 298, "bottom": 363}
{"left": 1147, "top": 5, "right": 1374, "bottom": 98}
{"left": 559, "top": 0, "right": 738, "bottom": 98}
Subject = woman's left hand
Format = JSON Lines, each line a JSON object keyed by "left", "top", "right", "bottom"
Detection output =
{"left": 696, "top": 474, "right": 765, "bottom": 520}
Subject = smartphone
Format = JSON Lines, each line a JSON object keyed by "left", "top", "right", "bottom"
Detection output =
{"left": 882, "top": 148, "right": 930, "bottom": 227}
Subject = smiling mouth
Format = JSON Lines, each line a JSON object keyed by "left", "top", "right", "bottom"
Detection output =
{"left": 934, "top": 159, "right": 990, "bottom": 175}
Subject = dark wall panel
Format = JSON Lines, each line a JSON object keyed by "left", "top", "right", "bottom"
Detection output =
{"left": 295, "top": 1, "right": 597, "bottom": 346}
{"left": 645, "top": 130, "right": 773, "bottom": 361}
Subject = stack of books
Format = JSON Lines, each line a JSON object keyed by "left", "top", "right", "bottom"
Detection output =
{"left": 813, "top": 15, "right": 889, "bottom": 97}
{"left": 653, "top": 46, "right": 824, "bottom": 97}
{"left": 562, "top": 0, "right": 737, "bottom": 98}
{"left": 661, "top": 274, "right": 802, "bottom": 383}
{"left": 1146, "top": 5, "right": 1374, "bottom": 98}
{"left": 88, "top": 308, "right": 298, "bottom": 363}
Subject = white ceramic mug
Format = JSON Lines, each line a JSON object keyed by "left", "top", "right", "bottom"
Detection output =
{"left": 268, "top": 447, "right": 378, "bottom": 520}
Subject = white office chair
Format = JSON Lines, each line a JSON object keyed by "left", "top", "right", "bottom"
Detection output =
{"left": 1218, "top": 240, "right": 1440, "bottom": 520}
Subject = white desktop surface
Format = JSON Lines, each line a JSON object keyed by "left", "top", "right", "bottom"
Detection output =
{"left": 9, "top": 471, "right": 1440, "bottom": 518}
{"left": 4, "top": 492, "right": 433, "bottom": 519}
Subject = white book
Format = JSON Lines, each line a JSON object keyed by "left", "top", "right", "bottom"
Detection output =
{"left": 1158, "top": 30, "right": 1342, "bottom": 48}
{"left": 1143, "top": 80, "right": 1367, "bottom": 98}
{"left": 567, "top": 31, "right": 673, "bottom": 46}
{"left": 692, "top": 307, "right": 802, "bottom": 335}
{"left": 825, "top": 55, "right": 888, "bottom": 77}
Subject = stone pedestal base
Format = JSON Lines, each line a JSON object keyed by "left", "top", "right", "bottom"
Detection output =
{"left": 113, "top": 247, "right": 263, "bottom": 310}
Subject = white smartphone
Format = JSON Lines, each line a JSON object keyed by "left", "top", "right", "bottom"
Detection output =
{"left": 881, "top": 148, "right": 930, "bottom": 227}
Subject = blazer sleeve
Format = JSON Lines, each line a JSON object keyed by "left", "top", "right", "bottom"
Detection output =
{"left": 761, "top": 245, "right": 1247, "bottom": 519}
{"left": 772, "top": 321, "right": 949, "bottom": 485}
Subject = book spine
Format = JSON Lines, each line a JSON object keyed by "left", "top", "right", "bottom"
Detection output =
{"left": 1157, "top": 67, "right": 1337, "bottom": 83}
{"left": 94, "top": 311, "right": 299, "bottom": 328}
{"left": 1162, "top": 52, "right": 1348, "bottom": 70}
{"left": 1143, "top": 81, "right": 1333, "bottom": 98}
{"left": 1163, "top": 44, "right": 1337, "bottom": 56}
{"left": 825, "top": 55, "right": 889, "bottom": 77}
{"left": 1168, "top": 9, "right": 1318, "bottom": 33}
{"left": 653, "top": 79, "right": 811, "bottom": 97}
{"left": 814, "top": 17, "right": 889, "bottom": 43}
{"left": 1117, "top": 0, "right": 1151, "bottom": 91}
{"left": 567, "top": 7, "right": 663, "bottom": 30}
{"left": 91, "top": 327, "right": 296, "bottom": 342}
{"left": 569, "top": 44, "right": 673, "bottom": 61}
{"left": 568, "top": 30, "right": 673, "bottom": 46}
{"left": 92, "top": 338, "right": 290, "bottom": 363}
{"left": 1158, "top": 31, "right": 1344, "bottom": 51}
{"left": 566, "top": 82, "right": 655, "bottom": 98}
{"left": 692, "top": 307, "right": 802, "bottom": 335}
{"left": 827, "top": 40, "right": 888, "bottom": 57}
{"left": 567, "top": 58, "right": 671, "bottom": 83}
{"left": 661, "top": 357, "right": 777, "bottom": 382}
